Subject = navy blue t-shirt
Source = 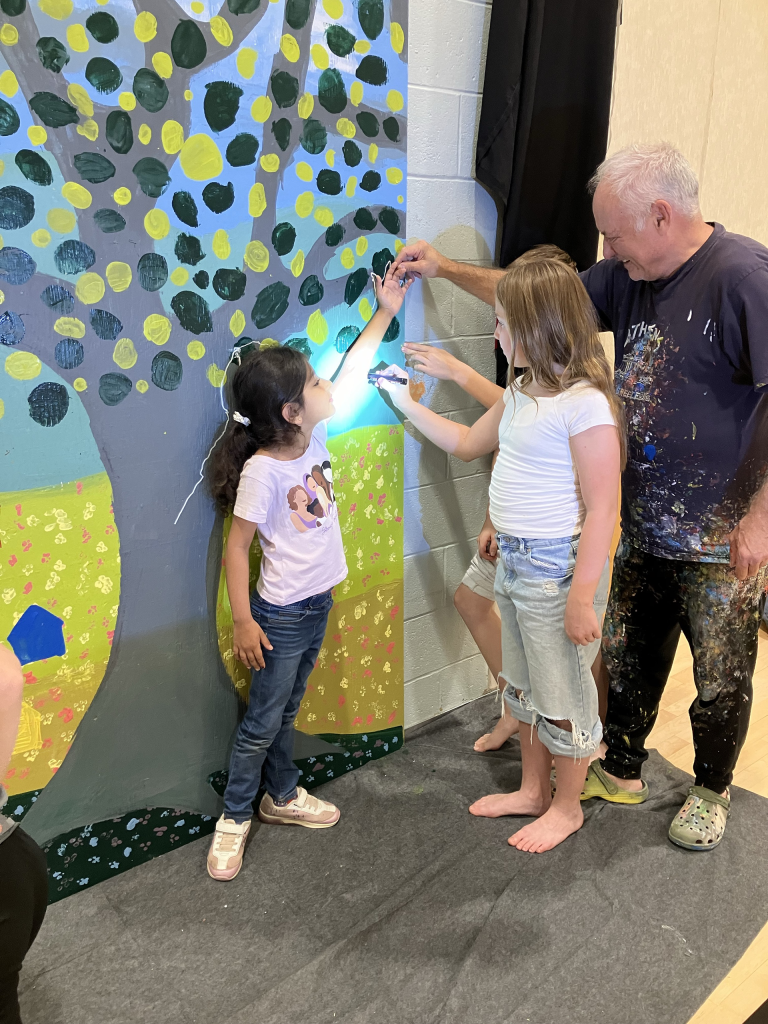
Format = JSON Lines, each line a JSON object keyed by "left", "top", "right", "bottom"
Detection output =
{"left": 580, "top": 223, "right": 768, "bottom": 562}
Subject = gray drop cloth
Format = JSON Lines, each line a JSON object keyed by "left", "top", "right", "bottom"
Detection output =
{"left": 20, "top": 695, "right": 768, "bottom": 1024}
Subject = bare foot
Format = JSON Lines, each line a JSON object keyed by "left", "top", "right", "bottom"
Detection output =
{"left": 469, "top": 789, "right": 550, "bottom": 818}
{"left": 508, "top": 804, "right": 584, "bottom": 853}
{"left": 474, "top": 714, "right": 520, "bottom": 753}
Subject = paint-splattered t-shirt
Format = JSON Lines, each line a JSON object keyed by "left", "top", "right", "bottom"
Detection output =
{"left": 581, "top": 223, "right": 768, "bottom": 562}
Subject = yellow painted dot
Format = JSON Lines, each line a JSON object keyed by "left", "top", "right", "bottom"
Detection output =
{"left": 244, "top": 240, "right": 269, "bottom": 272}
{"left": 152, "top": 52, "right": 173, "bottom": 79}
{"left": 75, "top": 272, "right": 105, "bottom": 304}
{"left": 31, "top": 229, "right": 52, "bottom": 248}
{"left": 212, "top": 229, "right": 230, "bottom": 259}
{"left": 206, "top": 363, "right": 226, "bottom": 388}
{"left": 180, "top": 134, "right": 223, "bottom": 181}
{"left": 144, "top": 314, "right": 171, "bottom": 345}
{"left": 27, "top": 126, "right": 47, "bottom": 145}
{"left": 0, "top": 289, "right": 4, "bottom": 304}
{"left": 210, "top": 15, "right": 233, "bottom": 46}
{"left": 0, "top": 23, "right": 18, "bottom": 45}
{"left": 62, "top": 182, "right": 92, "bottom": 209}
{"left": 76, "top": 119, "right": 99, "bottom": 141}
{"left": 340, "top": 247, "right": 354, "bottom": 269}
{"left": 311, "top": 43, "right": 329, "bottom": 70}
{"left": 38, "top": 0, "right": 73, "bottom": 17}
{"left": 67, "top": 83, "right": 93, "bottom": 117}
{"left": 106, "top": 261, "right": 132, "bottom": 292}
{"left": 0, "top": 397, "right": 3, "bottom": 418}
{"left": 314, "top": 206, "right": 334, "bottom": 228}
{"left": 280, "top": 33, "right": 300, "bottom": 62}
{"left": 191, "top": 0, "right": 204, "bottom": 11}
{"left": 113, "top": 187, "right": 132, "bottom": 206}
{"left": 397, "top": 194, "right": 404, "bottom": 204}
{"left": 356, "top": 236, "right": 368, "bottom": 257}
{"left": 345, "top": 175, "right": 357, "bottom": 197}
{"left": 229, "top": 309, "right": 246, "bottom": 336}
{"left": 119, "top": 91, "right": 136, "bottom": 111}
{"left": 307, "top": 310, "right": 328, "bottom": 345}
{"left": 248, "top": 182, "right": 266, "bottom": 217}
{"left": 260, "top": 153, "right": 279, "bottom": 173}
{"left": 295, "top": 191, "right": 314, "bottom": 219}
{"left": 297, "top": 92, "right": 314, "bottom": 119}
{"left": 184, "top": 89, "right": 193, "bottom": 101}
{"left": 394, "top": 238, "right": 405, "bottom": 254}
{"left": 162, "top": 120, "right": 184, "bottom": 154}
{"left": 237, "top": 47, "right": 258, "bottom": 79}
{"left": 73, "top": 377, "right": 87, "bottom": 392}
{"left": 0, "top": 70, "right": 17, "bottom": 96}
{"left": 350, "top": 81, "right": 363, "bottom": 107}
{"left": 325, "top": 149, "right": 335, "bottom": 167}
{"left": 387, "top": 90, "right": 404, "bottom": 113}
{"left": 187, "top": 340, "right": 206, "bottom": 360}
{"left": 5, "top": 351, "right": 41, "bottom": 380}
{"left": 113, "top": 337, "right": 137, "bottom": 370}
{"left": 251, "top": 95, "right": 272, "bottom": 123}
{"left": 170, "top": 267, "right": 189, "bottom": 285}
{"left": 66, "top": 24, "right": 88, "bottom": 52}
{"left": 54, "top": 317, "right": 86, "bottom": 338}
{"left": 390, "top": 21, "right": 404, "bottom": 54}
{"left": 359, "top": 298, "right": 373, "bottom": 322}
{"left": 354, "top": 40, "right": 371, "bottom": 54}
{"left": 386, "top": 167, "right": 403, "bottom": 185}
{"left": 337, "top": 117, "right": 356, "bottom": 139}
{"left": 144, "top": 208, "right": 170, "bottom": 240}
{"left": 138, "top": 123, "right": 152, "bottom": 145}
{"left": 134, "top": 11, "right": 157, "bottom": 42}
{"left": 323, "top": 0, "right": 343, "bottom": 16}
{"left": 290, "top": 250, "right": 304, "bottom": 278}
{"left": 295, "top": 161, "right": 313, "bottom": 182}
{"left": 260, "top": 337, "right": 279, "bottom": 348}
{"left": 136, "top": 379, "right": 149, "bottom": 394}
{"left": 368, "top": 143, "right": 378, "bottom": 164}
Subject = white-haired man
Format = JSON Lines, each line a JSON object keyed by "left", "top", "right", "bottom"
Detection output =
{"left": 394, "top": 143, "right": 768, "bottom": 850}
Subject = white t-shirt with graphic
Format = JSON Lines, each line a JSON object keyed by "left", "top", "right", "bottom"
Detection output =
{"left": 233, "top": 422, "right": 348, "bottom": 606}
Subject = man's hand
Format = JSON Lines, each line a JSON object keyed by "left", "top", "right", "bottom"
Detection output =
{"left": 393, "top": 239, "right": 446, "bottom": 280}
{"left": 728, "top": 507, "right": 768, "bottom": 580}
{"left": 233, "top": 619, "right": 273, "bottom": 671}
{"left": 477, "top": 520, "right": 498, "bottom": 563}
{"left": 402, "top": 343, "right": 461, "bottom": 382}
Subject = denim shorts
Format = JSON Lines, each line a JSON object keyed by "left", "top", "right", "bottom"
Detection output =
{"left": 494, "top": 533, "right": 609, "bottom": 759}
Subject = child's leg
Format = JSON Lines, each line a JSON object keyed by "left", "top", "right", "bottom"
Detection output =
{"left": 508, "top": 742, "right": 588, "bottom": 853}
{"left": 470, "top": 713, "right": 551, "bottom": 818}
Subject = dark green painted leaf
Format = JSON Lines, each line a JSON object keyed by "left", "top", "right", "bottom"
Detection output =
{"left": 285, "top": 336, "right": 311, "bottom": 358}
{"left": 99, "top": 372, "right": 132, "bottom": 407}
{"left": 172, "top": 191, "right": 199, "bottom": 227}
{"left": 1, "top": 0, "right": 26, "bottom": 15}
{"left": 356, "top": 54, "right": 388, "bottom": 85}
{"left": 0, "top": 98, "right": 17, "bottom": 137}
{"left": 335, "top": 325, "right": 360, "bottom": 352}
{"left": 204, "top": 80, "right": 243, "bottom": 133}
{"left": 226, "top": 132, "right": 258, "bottom": 166}
{"left": 152, "top": 351, "right": 183, "bottom": 390}
{"left": 105, "top": 110, "right": 133, "bottom": 153}
{"left": 73, "top": 151, "right": 116, "bottom": 184}
{"left": 344, "top": 267, "right": 368, "bottom": 306}
{"left": 36, "top": 37, "right": 69, "bottom": 74}
{"left": 382, "top": 315, "right": 400, "bottom": 343}
{"left": 358, "top": 0, "right": 384, "bottom": 39}
{"left": 193, "top": 270, "right": 209, "bottom": 289}
{"left": 378, "top": 206, "right": 401, "bottom": 234}
{"left": 251, "top": 282, "right": 290, "bottom": 329}
{"left": 316, "top": 168, "right": 342, "bottom": 195}
{"left": 29, "top": 92, "right": 78, "bottom": 128}
{"left": 171, "top": 20, "right": 207, "bottom": 69}
{"left": 137, "top": 252, "right": 168, "bottom": 291}
{"left": 300, "top": 118, "right": 326, "bottom": 155}
{"left": 132, "top": 157, "right": 170, "bottom": 198}
{"left": 90, "top": 308, "right": 122, "bottom": 341}
{"left": 202, "top": 180, "right": 234, "bottom": 213}
{"left": 383, "top": 116, "right": 400, "bottom": 142}
{"left": 317, "top": 68, "right": 346, "bottom": 113}
{"left": 93, "top": 208, "right": 126, "bottom": 233}
{"left": 227, "top": 0, "right": 260, "bottom": 11}
{"left": 342, "top": 139, "right": 362, "bottom": 166}
{"left": 171, "top": 290, "right": 212, "bottom": 332}
{"left": 85, "top": 57, "right": 122, "bottom": 94}
{"left": 271, "top": 117, "right": 291, "bottom": 151}
{"left": 30, "top": 381, "right": 69, "bottom": 422}
{"left": 285, "top": 0, "right": 309, "bottom": 29}
{"left": 175, "top": 233, "right": 206, "bottom": 266}
{"left": 372, "top": 246, "right": 394, "bottom": 280}
{"left": 325, "top": 223, "right": 344, "bottom": 246}
{"left": 54, "top": 239, "right": 95, "bottom": 275}
{"left": 271, "top": 221, "right": 296, "bottom": 256}
{"left": 298, "top": 274, "right": 323, "bottom": 306}
{"left": 356, "top": 111, "right": 379, "bottom": 138}
{"left": 326, "top": 24, "right": 355, "bottom": 56}
{"left": 133, "top": 68, "right": 169, "bottom": 113}
{"left": 14, "top": 149, "right": 52, "bottom": 186}
{"left": 354, "top": 207, "right": 376, "bottom": 231}
{"left": 0, "top": 186, "right": 34, "bottom": 229}
{"left": 212, "top": 267, "right": 246, "bottom": 301}
{"left": 40, "top": 284, "right": 74, "bottom": 313}
{"left": 270, "top": 70, "right": 299, "bottom": 108}
{"left": 360, "top": 170, "right": 381, "bottom": 192}
{"left": 85, "top": 11, "right": 119, "bottom": 43}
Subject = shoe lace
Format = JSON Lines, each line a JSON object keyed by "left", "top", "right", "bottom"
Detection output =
{"left": 215, "top": 830, "right": 243, "bottom": 854}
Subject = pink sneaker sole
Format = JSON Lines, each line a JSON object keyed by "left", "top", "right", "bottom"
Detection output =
{"left": 257, "top": 806, "right": 340, "bottom": 829}
{"left": 207, "top": 860, "right": 244, "bottom": 881}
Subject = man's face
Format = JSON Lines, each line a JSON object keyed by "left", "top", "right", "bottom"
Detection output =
{"left": 592, "top": 184, "right": 668, "bottom": 281}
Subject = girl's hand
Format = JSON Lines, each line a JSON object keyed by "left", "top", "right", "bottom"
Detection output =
{"left": 233, "top": 618, "right": 273, "bottom": 671}
{"left": 564, "top": 596, "right": 602, "bottom": 646}
{"left": 402, "top": 343, "right": 461, "bottom": 382}
{"left": 374, "top": 261, "right": 413, "bottom": 318}
{"left": 477, "top": 521, "right": 498, "bottom": 563}
{"left": 372, "top": 363, "right": 413, "bottom": 410}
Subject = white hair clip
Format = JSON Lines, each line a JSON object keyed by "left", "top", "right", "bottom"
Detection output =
{"left": 233, "top": 411, "right": 251, "bottom": 427}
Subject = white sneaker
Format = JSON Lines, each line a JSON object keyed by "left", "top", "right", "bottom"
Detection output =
{"left": 258, "top": 787, "right": 340, "bottom": 828}
{"left": 206, "top": 815, "right": 251, "bottom": 880}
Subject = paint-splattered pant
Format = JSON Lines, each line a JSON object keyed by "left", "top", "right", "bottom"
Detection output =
{"left": 602, "top": 540, "right": 768, "bottom": 792}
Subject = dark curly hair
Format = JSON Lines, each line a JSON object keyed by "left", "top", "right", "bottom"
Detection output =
{"left": 209, "top": 346, "right": 311, "bottom": 513}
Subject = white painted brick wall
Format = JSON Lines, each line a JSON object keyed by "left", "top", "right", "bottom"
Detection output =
{"left": 404, "top": 0, "right": 498, "bottom": 728}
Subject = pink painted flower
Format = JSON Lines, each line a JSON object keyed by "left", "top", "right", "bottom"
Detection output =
{"left": 8, "top": 555, "right": 17, "bottom": 567}
{"left": 23, "top": 583, "right": 32, "bottom": 595}
{"left": 58, "top": 707, "right": 73, "bottom": 723}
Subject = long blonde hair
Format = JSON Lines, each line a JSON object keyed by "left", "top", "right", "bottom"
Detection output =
{"left": 497, "top": 256, "right": 627, "bottom": 467}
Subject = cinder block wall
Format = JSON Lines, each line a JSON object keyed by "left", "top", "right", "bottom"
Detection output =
{"left": 403, "top": 0, "right": 499, "bottom": 728}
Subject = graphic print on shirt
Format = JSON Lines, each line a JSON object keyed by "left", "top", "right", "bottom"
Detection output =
{"left": 287, "top": 461, "right": 338, "bottom": 534}
{"left": 615, "top": 321, "right": 664, "bottom": 402}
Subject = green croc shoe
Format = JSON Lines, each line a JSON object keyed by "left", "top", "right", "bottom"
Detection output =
{"left": 580, "top": 762, "right": 649, "bottom": 804}
{"left": 668, "top": 786, "right": 730, "bottom": 851}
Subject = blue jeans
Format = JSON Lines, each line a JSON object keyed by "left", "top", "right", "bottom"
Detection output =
{"left": 222, "top": 588, "right": 334, "bottom": 823}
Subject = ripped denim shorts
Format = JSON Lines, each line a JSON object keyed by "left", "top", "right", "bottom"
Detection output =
{"left": 494, "top": 533, "right": 610, "bottom": 760}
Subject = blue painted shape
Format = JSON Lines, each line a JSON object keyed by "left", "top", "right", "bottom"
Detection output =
{"left": 644, "top": 444, "right": 657, "bottom": 461}
{"left": 7, "top": 604, "right": 65, "bottom": 665}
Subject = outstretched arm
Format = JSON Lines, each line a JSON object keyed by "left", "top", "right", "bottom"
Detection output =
{"left": 393, "top": 240, "right": 504, "bottom": 308}
{"left": 401, "top": 343, "right": 504, "bottom": 409}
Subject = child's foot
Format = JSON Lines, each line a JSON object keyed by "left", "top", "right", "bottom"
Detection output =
{"left": 474, "top": 714, "right": 520, "bottom": 752}
{"left": 258, "top": 786, "right": 340, "bottom": 829}
{"left": 508, "top": 803, "right": 584, "bottom": 853}
{"left": 469, "top": 789, "right": 550, "bottom": 818}
{"left": 207, "top": 816, "right": 251, "bottom": 881}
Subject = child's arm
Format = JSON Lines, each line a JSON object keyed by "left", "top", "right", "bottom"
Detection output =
{"left": 226, "top": 516, "right": 274, "bottom": 671}
{"left": 565, "top": 425, "right": 621, "bottom": 645}
{"left": 0, "top": 644, "right": 23, "bottom": 782}
{"left": 401, "top": 343, "right": 503, "bottom": 410}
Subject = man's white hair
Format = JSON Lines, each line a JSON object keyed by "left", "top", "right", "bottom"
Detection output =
{"left": 588, "top": 142, "right": 700, "bottom": 228}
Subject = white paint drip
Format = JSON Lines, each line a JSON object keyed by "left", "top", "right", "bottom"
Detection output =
{"left": 703, "top": 318, "right": 711, "bottom": 334}
{"left": 687, "top": 309, "right": 692, "bottom": 321}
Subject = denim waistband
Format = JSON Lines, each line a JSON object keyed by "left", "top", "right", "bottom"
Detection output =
{"left": 251, "top": 588, "right": 334, "bottom": 614}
